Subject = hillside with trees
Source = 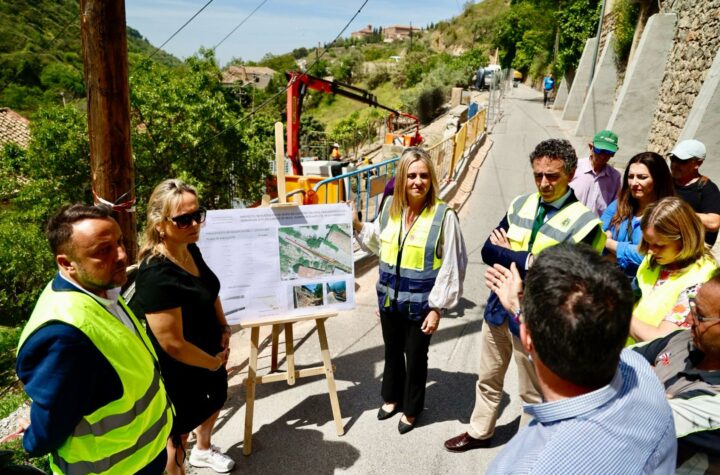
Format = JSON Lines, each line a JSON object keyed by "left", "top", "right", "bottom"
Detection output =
{"left": 0, "top": 0, "right": 179, "bottom": 114}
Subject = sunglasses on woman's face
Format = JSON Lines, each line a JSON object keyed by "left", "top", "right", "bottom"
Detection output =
{"left": 168, "top": 208, "right": 207, "bottom": 229}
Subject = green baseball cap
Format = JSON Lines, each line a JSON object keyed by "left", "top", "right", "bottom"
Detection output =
{"left": 592, "top": 130, "right": 619, "bottom": 153}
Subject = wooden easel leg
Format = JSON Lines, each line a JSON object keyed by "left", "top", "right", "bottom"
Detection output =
{"left": 243, "top": 327, "right": 260, "bottom": 455}
{"left": 316, "top": 318, "right": 344, "bottom": 435}
{"left": 284, "top": 323, "right": 296, "bottom": 385}
{"left": 270, "top": 324, "right": 280, "bottom": 372}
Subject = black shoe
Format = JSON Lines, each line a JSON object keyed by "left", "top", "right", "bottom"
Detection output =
{"left": 377, "top": 404, "right": 400, "bottom": 420}
{"left": 398, "top": 417, "right": 415, "bottom": 434}
{"left": 444, "top": 432, "right": 492, "bottom": 452}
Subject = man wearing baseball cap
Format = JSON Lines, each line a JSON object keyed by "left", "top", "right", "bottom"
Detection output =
{"left": 669, "top": 139, "right": 720, "bottom": 246}
{"left": 570, "top": 129, "right": 622, "bottom": 217}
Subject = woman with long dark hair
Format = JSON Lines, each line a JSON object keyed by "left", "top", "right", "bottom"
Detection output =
{"left": 601, "top": 152, "right": 674, "bottom": 277}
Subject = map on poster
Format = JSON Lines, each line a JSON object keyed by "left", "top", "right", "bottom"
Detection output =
{"left": 198, "top": 203, "right": 355, "bottom": 325}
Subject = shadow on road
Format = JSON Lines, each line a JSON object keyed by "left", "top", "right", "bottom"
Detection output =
{"left": 210, "top": 319, "right": 486, "bottom": 470}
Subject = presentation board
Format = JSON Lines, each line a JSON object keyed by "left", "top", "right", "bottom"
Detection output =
{"left": 199, "top": 204, "right": 355, "bottom": 325}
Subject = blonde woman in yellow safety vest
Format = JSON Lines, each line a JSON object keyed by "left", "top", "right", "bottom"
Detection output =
{"left": 629, "top": 196, "right": 717, "bottom": 344}
{"left": 353, "top": 147, "right": 467, "bottom": 435}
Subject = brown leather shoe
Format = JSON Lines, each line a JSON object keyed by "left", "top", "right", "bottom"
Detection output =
{"left": 444, "top": 432, "right": 491, "bottom": 452}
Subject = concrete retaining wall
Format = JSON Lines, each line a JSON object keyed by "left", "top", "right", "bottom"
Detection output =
{"left": 606, "top": 13, "right": 677, "bottom": 166}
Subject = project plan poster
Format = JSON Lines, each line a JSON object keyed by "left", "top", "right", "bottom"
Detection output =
{"left": 199, "top": 204, "right": 355, "bottom": 325}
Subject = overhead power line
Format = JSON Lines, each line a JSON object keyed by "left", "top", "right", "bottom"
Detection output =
{"left": 180, "top": 0, "right": 371, "bottom": 157}
{"left": 147, "top": 0, "right": 216, "bottom": 61}
{"left": 213, "top": 0, "right": 270, "bottom": 52}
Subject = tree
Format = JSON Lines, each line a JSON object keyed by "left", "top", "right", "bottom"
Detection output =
{"left": 129, "top": 50, "right": 268, "bottom": 213}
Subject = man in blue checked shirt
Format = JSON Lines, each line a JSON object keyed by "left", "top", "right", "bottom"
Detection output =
{"left": 485, "top": 244, "right": 676, "bottom": 474}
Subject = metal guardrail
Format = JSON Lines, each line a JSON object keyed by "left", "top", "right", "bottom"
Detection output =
{"left": 313, "top": 158, "right": 400, "bottom": 223}
{"left": 311, "top": 106, "right": 488, "bottom": 223}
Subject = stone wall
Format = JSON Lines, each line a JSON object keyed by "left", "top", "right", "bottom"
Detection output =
{"left": 647, "top": 0, "right": 720, "bottom": 154}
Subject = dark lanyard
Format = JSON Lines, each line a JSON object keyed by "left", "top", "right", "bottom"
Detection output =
{"left": 392, "top": 205, "right": 426, "bottom": 309}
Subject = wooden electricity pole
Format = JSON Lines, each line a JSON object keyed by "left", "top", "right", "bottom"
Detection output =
{"left": 79, "top": 0, "right": 138, "bottom": 263}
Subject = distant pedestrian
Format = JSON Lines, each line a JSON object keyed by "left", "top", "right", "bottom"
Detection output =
{"left": 542, "top": 73, "right": 555, "bottom": 108}
{"left": 570, "top": 129, "right": 622, "bottom": 217}
{"left": 474, "top": 67, "right": 486, "bottom": 90}
{"left": 331, "top": 143, "right": 342, "bottom": 161}
{"left": 668, "top": 139, "right": 720, "bottom": 246}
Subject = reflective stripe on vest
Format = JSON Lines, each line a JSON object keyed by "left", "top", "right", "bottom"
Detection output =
{"left": 376, "top": 198, "right": 449, "bottom": 319}
{"left": 505, "top": 192, "right": 605, "bottom": 254}
{"left": 18, "top": 281, "right": 173, "bottom": 475}
{"left": 634, "top": 256, "right": 717, "bottom": 328}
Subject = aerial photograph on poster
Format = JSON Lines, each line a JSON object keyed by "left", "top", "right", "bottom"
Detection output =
{"left": 279, "top": 224, "right": 353, "bottom": 280}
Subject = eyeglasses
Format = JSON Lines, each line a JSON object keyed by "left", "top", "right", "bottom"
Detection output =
{"left": 168, "top": 208, "right": 206, "bottom": 229}
{"left": 689, "top": 298, "right": 720, "bottom": 324}
{"left": 593, "top": 147, "right": 615, "bottom": 156}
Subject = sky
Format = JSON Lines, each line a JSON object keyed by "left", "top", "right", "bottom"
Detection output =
{"left": 124, "top": 0, "right": 468, "bottom": 65}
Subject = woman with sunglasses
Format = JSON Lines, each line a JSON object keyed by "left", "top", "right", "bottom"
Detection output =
{"left": 628, "top": 196, "right": 717, "bottom": 344}
{"left": 601, "top": 152, "right": 674, "bottom": 278}
{"left": 130, "top": 179, "right": 234, "bottom": 475}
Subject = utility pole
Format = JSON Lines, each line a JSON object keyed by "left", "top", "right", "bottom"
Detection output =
{"left": 79, "top": 0, "right": 137, "bottom": 263}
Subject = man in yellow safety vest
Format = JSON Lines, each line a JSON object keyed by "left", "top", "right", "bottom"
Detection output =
{"left": 444, "top": 138, "right": 605, "bottom": 453}
{"left": 16, "top": 204, "right": 173, "bottom": 475}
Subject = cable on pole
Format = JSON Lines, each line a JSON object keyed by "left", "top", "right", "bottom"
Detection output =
{"left": 213, "top": 0, "right": 270, "bottom": 51}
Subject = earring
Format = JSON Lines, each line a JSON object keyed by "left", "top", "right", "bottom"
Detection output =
{"left": 159, "top": 230, "right": 166, "bottom": 240}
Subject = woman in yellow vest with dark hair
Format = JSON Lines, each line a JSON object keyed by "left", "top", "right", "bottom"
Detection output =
{"left": 629, "top": 196, "right": 717, "bottom": 343}
{"left": 353, "top": 148, "right": 467, "bottom": 434}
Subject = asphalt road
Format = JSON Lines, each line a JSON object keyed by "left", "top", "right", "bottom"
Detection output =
{"left": 191, "top": 84, "right": 587, "bottom": 474}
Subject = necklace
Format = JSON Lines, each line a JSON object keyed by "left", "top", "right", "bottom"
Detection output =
{"left": 162, "top": 244, "right": 192, "bottom": 269}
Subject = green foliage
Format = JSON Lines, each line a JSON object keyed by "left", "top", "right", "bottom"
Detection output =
{"left": 612, "top": 0, "right": 640, "bottom": 65}
{"left": 254, "top": 53, "right": 297, "bottom": 73}
{"left": 130, "top": 50, "right": 268, "bottom": 213}
{"left": 0, "top": 1, "right": 179, "bottom": 115}
{"left": 330, "top": 110, "right": 383, "bottom": 160}
{"left": 366, "top": 69, "right": 391, "bottom": 89}
{"left": 0, "top": 326, "right": 21, "bottom": 391}
{"left": 0, "top": 436, "right": 51, "bottom": 473}
{"left": 493, "top": 0, "right": 600, "bottom": 80}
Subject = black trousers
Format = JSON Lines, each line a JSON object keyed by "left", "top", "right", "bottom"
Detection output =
{"left": 379, "top": 308, "right": 432, "bottom": 417}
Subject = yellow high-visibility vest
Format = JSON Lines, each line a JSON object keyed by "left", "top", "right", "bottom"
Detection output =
{"left": 18, "top": 281, "right": 173, "bottom": 475}
{"left": 631, "top": 255, "right": 717, "bottom": 339}
{"left": 505, "top": 192, "right": 605, "bottom": 254}
{"left": 377, "top": 198, "right": 449, "bottom": 319}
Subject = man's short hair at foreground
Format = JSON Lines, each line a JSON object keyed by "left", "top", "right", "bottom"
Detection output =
{"left": 524, "top": 243, "right": 634, "bottom": 388}
{"left": 488, "top": 243, "right": 676, "bottom": 475}
{"left": 529, "top": 138, "right": 578, "bottom": 173}
{"left": 46, "top": 203, "right": 114, "bottom": 255}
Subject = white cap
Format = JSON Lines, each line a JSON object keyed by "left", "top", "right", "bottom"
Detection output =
{"left": 670, "top": 139, "right": 706, "bottom": 160}
{"left": 332, "top": 143, "right": 340, "bottom": 148}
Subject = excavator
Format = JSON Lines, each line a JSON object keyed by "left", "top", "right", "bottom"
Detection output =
{"left": 285, "top": 70, "right": 422, "bottom": 176}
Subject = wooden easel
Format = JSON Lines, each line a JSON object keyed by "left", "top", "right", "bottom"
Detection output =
{"left": 241, "top": 123, "right": 345, "bottom": 455}
{"left": 241, "top": 312, "right": 344, "bottom": 455}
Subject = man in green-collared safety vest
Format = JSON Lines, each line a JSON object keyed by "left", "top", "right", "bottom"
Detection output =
{"left": 445, "top": 138, "right": 606, "bottom": 453}
{"left": 15, "top": 204, "right": 173, "bottom": 475}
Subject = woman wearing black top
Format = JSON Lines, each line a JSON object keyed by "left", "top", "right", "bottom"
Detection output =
{"left": 130, "top": 179, "right": 234, "bottom": 475}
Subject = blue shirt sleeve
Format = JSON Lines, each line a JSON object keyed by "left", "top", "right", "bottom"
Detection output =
{"left": 480, "top": 214, "right": 530, "bottom": 278}
{"left": 615, "top": 222, "right": 644, "bottom": 273}
{"left": 16, "top": 323, "right": 122, "bottom": 456}
{"left": 601, "top": 200, "right": 617, "bottom": 231}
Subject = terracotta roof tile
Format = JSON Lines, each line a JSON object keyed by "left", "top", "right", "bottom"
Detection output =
{"left": 0, "top": 108, "right": 30, "bottom": 148}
